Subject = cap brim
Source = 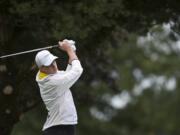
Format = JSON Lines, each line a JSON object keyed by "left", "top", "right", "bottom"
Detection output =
{"left": 43, "top": 55, "right": 58, "bottom": 66}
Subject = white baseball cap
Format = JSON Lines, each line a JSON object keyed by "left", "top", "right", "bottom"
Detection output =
{"left": 35, "top": 50, "right": 58, "bottom": 68}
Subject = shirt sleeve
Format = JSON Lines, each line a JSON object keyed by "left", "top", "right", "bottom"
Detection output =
{"left": 65, "top": 64, "right": 72, "bottom": 72}
{"left": 51, "top": 60, "right": 83, "bottom": 88}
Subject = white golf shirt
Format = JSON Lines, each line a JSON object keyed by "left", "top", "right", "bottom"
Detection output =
{"left": 36, "top": 60, "right": 83, "bottom": 131}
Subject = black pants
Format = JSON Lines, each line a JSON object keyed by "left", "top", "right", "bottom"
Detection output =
{"left": 43, "top": 125, "right": 76, "bottom": 135}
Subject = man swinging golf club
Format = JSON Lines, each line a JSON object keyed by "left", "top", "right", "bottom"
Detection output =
{"left": 35, "top": 39, "right": 83, "bottom": 135}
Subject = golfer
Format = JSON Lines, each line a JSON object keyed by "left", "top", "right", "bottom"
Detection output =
{"left": 35, "top": 40, "right": 83, "bottom": 135}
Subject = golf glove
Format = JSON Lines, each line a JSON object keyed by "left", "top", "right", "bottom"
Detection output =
{"left": 64, "top": 39, "right": 76, "bottom": 51}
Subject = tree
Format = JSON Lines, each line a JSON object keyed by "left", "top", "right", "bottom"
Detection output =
{"left": 0, "top": 0, "right": 180, "bottom": 135}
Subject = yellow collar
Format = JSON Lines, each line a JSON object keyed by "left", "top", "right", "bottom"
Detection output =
{"left": 38, "top": 71, "right": 48, "bottom": 80}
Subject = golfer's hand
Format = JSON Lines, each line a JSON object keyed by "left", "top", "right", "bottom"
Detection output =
{"left": 58, "top": 40, "right": 78, "bottom": 64}
{"left": 58, "top": 40, "right": 73, "bottom": 52}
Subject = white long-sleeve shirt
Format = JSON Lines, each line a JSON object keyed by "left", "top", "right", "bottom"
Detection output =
{"left": 36, "top": 60, "right": 83, "bottom": 131}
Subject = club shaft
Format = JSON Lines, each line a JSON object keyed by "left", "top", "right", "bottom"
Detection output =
{"left": 0, "top": 45, "right": 59, "bottom": 59}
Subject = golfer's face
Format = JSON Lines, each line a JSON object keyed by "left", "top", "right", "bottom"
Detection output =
{"left": 41, "top": 60, "right": 58, "bottom": 74}
{"left": 49, "top": 61, "right": 58, "bottom": 73}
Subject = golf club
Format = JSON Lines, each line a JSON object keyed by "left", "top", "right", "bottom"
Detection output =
{"left": 0, "top": 45, "right": 59, "bottom": 59}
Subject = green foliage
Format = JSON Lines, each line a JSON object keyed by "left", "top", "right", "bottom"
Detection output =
{"left": 12, "top": 25, "right": 180, "bottom": 135}
{"left": 0, "top": 0, "right": 180, "bottom": 135}
{"left": 11, "top": 105, "right": 46, "bottom": 135}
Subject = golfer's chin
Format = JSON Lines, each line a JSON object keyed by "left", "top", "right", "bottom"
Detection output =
{"left": 40, "top": 67, "right": 58, "bottom": 74}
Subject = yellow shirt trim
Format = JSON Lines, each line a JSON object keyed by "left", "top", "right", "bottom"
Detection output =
{"left": 38, "top": 71, "right": 48, "bottom": 80}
